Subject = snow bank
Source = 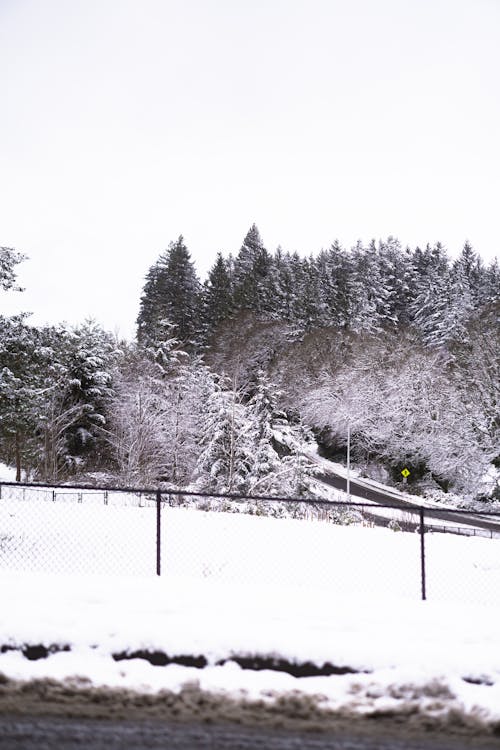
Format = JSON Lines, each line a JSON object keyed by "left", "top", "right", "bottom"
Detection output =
{"left": 1, "top": 571, "right": 500, "bottom": 730}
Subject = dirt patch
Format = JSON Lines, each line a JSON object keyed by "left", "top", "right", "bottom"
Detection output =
{"left": 1, "top": 644, "right": 71, "bottom": 660}
{"left": 112, "top": 649, "right": 367, "bottom": 677}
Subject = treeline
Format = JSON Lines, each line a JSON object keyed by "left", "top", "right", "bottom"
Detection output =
{"left": 1, "top": 232, "right": 499, "bottom": 500}
{"left": 0, "top": 314, "right": 313, "bottom": 495}
{"left": 0, "top": 245, "right": 313, "bottom": 493}
{"left": 137, "top": 224, "right": 499, "bottom": 351}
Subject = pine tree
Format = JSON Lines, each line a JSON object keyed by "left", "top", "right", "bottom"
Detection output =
{"left": 202, "top": 252, "right": 234, "bottom": 337}
{"left": 319, "top": 241, "right": 352, "bottom": 329}
{"left": 246, "top": 372, "right": 284, "bottom": 493}
{"left": 454, "top": 241, "right": 483, "bottom": 306}
{"left": 376, "top": 237, "right": 415, "bottom": 328}
{"left": 271, "top": 247, "right": 296, "bottom": 321}
{"left": 0, "top": 247, "right": 26, "bottom": 293}
{"left": 481, "top": 258, "right": 500, "bottom": 305}
{"left": 136, "top": 258, "right": 166, "bottom": 346}
{"left": 288, "top": 252, "right": 309, "bottom": 325}
{"left": 435, "top": 253, "right": 475, "bottom": 349}
{"left": 137, "top": 236, "right": 201, "bottom": 349}
{"left": 348, "top": 241, "right": 385, "bottom": 333}
{"left": 409, "top": 243, "right": 451, "bottom": 346}
{"left": 0, "top": 315, "right": 40, "bottom": 480}
{"left": 232, "top": 225, "right": 273, "bottom": 313}
{"left": 61, "top": 319, "right": 117, "bottom": 467}
{"left": 0, "top": 318, "right": 91, "bottom": 482}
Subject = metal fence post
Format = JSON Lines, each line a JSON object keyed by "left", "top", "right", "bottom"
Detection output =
{"left": 419, "top": 507, "right": 426, "bottom": 601}
{"left": 156, "top": 489, "right": 161, "bottom": 576}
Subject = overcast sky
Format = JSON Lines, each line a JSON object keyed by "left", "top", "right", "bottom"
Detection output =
{"left": 1, "top": 0, "right": 499, "bottom": 339}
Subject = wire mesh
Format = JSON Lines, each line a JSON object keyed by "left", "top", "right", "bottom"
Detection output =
{"left": 159, "top": 493, "right": 426, "bottom": 600}
{"left": 1, "top": 481, "right": 500, "bottom": 605}
{"left": 0, "top": 484, "right": 157, "bottom": 576}
{"left": 421, "top": 507, "right": 500, "bottom": 606}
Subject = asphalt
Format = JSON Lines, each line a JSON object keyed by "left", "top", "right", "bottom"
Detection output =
{"left": 1, "top": 712, "right": 499, "bottom": 750}
{"left": 316, "top": 470, "right": 500, "bottom": 537}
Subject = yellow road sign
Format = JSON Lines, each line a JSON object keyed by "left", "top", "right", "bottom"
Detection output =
{"left": 401, "top": 468, "right": 410, "bottom": 478}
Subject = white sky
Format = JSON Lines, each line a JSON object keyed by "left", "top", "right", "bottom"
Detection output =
{"left": 1, "top": 0, "right": 499, "bottom": 339}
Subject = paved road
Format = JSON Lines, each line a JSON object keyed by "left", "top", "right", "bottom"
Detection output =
{"left": 316, "top": 470, "right": 500, "bottom": 537}
{"left": 1, "top": 715, "right": 499, "bottom": 750}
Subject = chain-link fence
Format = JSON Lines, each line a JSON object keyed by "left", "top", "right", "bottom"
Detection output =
{"left": 1, "top": 481, "right": 500, "bottom": 604}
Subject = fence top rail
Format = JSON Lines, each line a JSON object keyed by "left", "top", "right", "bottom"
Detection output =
{"left": 1, "top": 480, "right": 500, "bottom": 518}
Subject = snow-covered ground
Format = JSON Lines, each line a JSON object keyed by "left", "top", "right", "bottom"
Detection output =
{"left": 1, "top": 571, "right": 500, "bottom": 731}
{"left": 2, "top": 481, "right": 500, "bottom": 731}
{"left": 2, "top": 485, "right": 500, "bottom": 603}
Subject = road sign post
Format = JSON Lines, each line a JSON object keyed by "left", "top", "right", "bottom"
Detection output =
{"left": 401, "top": 467, "right": 410, "bottom": 485}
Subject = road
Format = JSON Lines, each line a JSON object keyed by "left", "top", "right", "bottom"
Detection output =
{"left": 1, "top": 714, "right": 499, "bottom": 750}
{"left": 315, "top": 468, "right": 500, "bottom": 538}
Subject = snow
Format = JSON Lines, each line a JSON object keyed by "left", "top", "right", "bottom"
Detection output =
{"left": 2, "top": 485, "right": 500, "bottom": 728}
{"left": 1, "top": 571, "right": 500, "bottom": 727}
{"left": 0, "top": 462, "right": 15, "bottom": 482}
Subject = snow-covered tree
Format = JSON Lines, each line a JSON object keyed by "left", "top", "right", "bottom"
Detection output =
{"left": 137, "top": 236, "right": 201, "bottom": 348}
{"left": 348, "top": 241, "right": 386, "bottom": 333}
{"left": 60, "top": 319, "right": 118, "bottom": 468}
{"left": 317, "top": 241, "right": 352, "bottom": 329}
{"left": 105, "top": 351, "right": 171, "bottom": 485}
{"left": 0, "top": 315, "right": 41, "bottom": 480}
{"left": 105, "top": 347, "right": 214, "bottom": 486}
{"left": 195, "top": 378, "right": 255, "bottom": 493}
{"left": 232, "top": 225, "right": 274, "bottom": 314}
{"left": 202, "top": 252, "right": 234, "bottom": 338}
{"left": 0, "top": 247, "right": 26, "bottom": 293}
{"left": 409, "top": 243, "right": 451, "bottom": 347}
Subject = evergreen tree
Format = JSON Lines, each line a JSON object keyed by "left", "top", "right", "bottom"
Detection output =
{"left": 202, "top": 252, "right": 234, "bottom": 337}
{"left": 0, "top": 318, "right": 89, "bottom": 482}
{"left": 454, "top": 241, "right": 483, "bottom": 306}
{"left": 319, "top": 241, "right": 352, "bottom": 329}
{"left": 298, "top": 256, "right": 328, "bottom": 329}
{"left": 271, "top": 247, "right": 296, "bottom": 321}
{"left": 376, "top": 237, "right": 414, "bottom": 328}
{"left": 409, "top": 243, "right": 451, "bottom": 346}
{"left": 288, "top": 252, "right": 309, "bottom": 325}
{"left": 0, "top": 247, "right": 26, "bottom": 292}
{"left": 136, "top": 258, "right": 166, "bottom": 346}
{"left": 137, "top": 236, "right": 201, "bottom": 348}
{"left": 348, "top": 241, "right": 385, "bottom": 333}
{"left": 0, "top": 315, "right": 40, "bottom": 480}
{"left": 61, "top": 319, "right": 117, "bottom": 467}
{"left": 246, "top": 372, "right": 284, "bottom": 493}
{"left": 232, "top": 224, "right": 273, "bottom": 313}
{"left": 436, "top": 256, "right": 475, "bottom": 349}
{"left": 481, "top": 258, "right": 500, "bottom": 305}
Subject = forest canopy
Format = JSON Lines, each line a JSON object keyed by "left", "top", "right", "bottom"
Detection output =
{"left": 1, "top": 230, "right": 499, "bottom": 501}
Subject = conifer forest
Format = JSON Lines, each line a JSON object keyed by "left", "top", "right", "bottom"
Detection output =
{"left": 1, "top": 227, "right": 499, "bottom": 502}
